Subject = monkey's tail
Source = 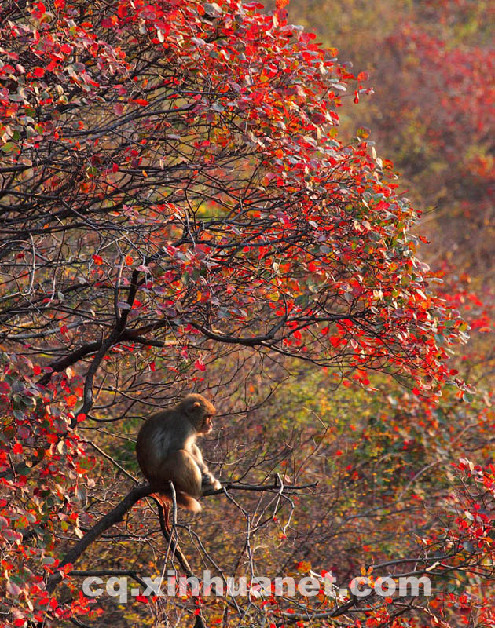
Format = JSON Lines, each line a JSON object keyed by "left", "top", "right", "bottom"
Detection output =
{"left": 155, "top": 490, "right": 202, "bottom": 513}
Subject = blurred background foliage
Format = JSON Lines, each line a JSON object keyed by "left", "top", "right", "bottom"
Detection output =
{"left": 278, "top": 0, "right": 494, "bottom": 283}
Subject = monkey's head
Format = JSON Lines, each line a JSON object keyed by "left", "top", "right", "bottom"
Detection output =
{"left": 181, "top": 393, "right": 216, "bottom": 434}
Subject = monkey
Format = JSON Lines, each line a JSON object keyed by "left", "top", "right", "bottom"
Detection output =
{"left": 136, "top": 394, "right": 222, "bottom": 513}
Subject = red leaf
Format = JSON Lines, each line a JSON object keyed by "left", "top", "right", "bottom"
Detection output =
{"left": 13, "top": 443, "right": 23, "bottom": 455}
{"left": 195, "top": 359, "right": 206, "bottom": 372}
{"left": 66, "top": 395, "right": 78, "bottom": 408}
{"left": 34, "top": 67, "right": 45, "bottom": 78}
{"left": 92, "top": 254, "right": 103, "bottom": 265}
{"left": 33, "top": 2, "right": 46, "bottom": 15}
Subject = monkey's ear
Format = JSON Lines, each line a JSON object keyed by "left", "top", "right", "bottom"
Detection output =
{"left": 193, "top": 402, "right": 201, "bottom": 409}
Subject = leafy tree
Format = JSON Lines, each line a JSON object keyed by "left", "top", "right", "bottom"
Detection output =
{"left": 0, "top": 0, "right": 471, "bottom": 626}
{"left": 289, "top": 0, "right": 494, "bottom": 280}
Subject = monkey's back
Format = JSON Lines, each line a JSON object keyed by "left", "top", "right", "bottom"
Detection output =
{"left": 136, "top": 410, "right": 175, "bottom": 481}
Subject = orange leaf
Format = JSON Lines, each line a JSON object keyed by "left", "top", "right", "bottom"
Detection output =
{"left": 66, "top": 395, "right": 78, "bottom": 408}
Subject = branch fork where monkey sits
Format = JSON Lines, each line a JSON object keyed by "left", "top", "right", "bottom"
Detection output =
{"left": 46, "top": 477, "right": 313, "bottom": 596}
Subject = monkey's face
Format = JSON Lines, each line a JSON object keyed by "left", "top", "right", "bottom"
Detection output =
{"left": 182, "top": 394, "right": 217, "bottom": 434}
{"left": 197, "top": 411, "right": 214, "bottom": 435}
{"left": 193, "top": 401, "right": 216, "bottom": 434}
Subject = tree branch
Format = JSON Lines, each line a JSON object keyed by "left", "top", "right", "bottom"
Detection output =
{"left": 46, "top": 484, "right": 152, "bottom": 594}
{"left": 45, "top": 478, "right": 312, "bottom": 596}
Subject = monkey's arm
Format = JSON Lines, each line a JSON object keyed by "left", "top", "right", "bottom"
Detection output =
{"left": 191, "top": 443, "right": 222, "bottom": 492}
{"left": 190, "top": 443, "right": 205, "bottom": 469}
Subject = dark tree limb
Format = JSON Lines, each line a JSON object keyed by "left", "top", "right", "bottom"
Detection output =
{"left": 46, "top": 484, "right": 153, "bottom": 594}
{"left": 203, "top": 478, "right": 318, "bottom": 495}
{"left": 38, "top": 341, "right": 102, "bottom": 385}
{"left": 157, "top": 483, "right": 210, "bottom": 628}
{"left": 157, "top": 501, "right": 195, "bottom": 577}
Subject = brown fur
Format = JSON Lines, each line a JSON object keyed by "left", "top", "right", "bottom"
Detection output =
{"left": 136, "top": 394, "right": 221, "bottom": 513}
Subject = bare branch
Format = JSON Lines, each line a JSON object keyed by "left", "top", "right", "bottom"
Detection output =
{"left": 46, "top": 484, "right": 152, "bottom": 594}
